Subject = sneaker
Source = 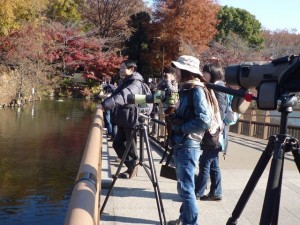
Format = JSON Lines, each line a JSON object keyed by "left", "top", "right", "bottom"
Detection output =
{"left": 168, "top": 219, "right": 182, "bottom": 225}
{"left": 199, "top": 194, "right": 222, "bottom": 201}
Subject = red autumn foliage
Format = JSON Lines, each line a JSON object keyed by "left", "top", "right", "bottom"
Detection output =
{"left": 0, "top": 22, "right": 124, "bottom": 81}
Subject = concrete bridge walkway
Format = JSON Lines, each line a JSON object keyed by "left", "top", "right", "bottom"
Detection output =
{"left": 100, "top": 133, "right": 300, "bottom": 225}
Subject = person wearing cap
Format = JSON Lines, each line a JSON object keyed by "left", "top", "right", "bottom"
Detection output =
{"left": 98, "top": 59, "right": 145, "bottom": 179}
{"left": 167, "top": 55, "right": 211, "bottom": 225}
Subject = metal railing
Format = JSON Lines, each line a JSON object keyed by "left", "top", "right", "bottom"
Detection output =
{"left": 64, "top": 107, "right": 103, "bottom": 225}
{"left": 230, "top": 113, "right": 300, "bottom": 140}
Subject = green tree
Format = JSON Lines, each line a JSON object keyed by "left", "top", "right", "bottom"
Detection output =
{"left": 123, "top": 11, "right": 152, "bottom": 77}
{"left": 216, "top": 6, "right": 264, "bottom": 49}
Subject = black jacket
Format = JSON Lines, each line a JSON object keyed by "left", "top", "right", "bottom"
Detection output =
{"left": 102, "top": 72, "right": 144, "bottom": 128}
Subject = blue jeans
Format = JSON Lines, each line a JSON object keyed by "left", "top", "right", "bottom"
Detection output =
{"left": 195, "top": 149, "right": 222, "bottom": 198}
{"left": 104, "top": 110, "right": 112, "bottom": 135}
{"left": 174, "top": 147, "right": 201, "bottom": 225}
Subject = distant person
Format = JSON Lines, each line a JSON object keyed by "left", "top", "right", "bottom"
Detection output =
{"left": 148, "top": 78, "right": 159, "bottom": 136}
{"left": 100, "top": 83, "right": 116, "bottom": 140}
{"left": 157, "top": 67, "right": 179, "bottom": 139}
{"left": 195, "top": 63, "right": 226, "bottom": 201}
{"left": 157, "top": 66, "right": 179, "bottom": 114}
{"left": 167, "top": 55, "right": 211, "bottom": 225}
{"left": 98, "top": 59, "right": 146, "bottom": 179}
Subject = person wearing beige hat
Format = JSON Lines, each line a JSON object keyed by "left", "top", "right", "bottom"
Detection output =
{"left": 167, "top": 55, "right": 212, "bottom": 225}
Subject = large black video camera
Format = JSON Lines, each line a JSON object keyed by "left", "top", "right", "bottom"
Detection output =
{"left": 225, "top": 55, "right": 300, "bottom": 110}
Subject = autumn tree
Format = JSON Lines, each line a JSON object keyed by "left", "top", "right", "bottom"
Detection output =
{"left": 216, "top": 6, "right": 264, "bottom": 49}
{"left": 150, "top": 0, "right": 220, "bottom": 69}
{"left": 261, "top": 29, "right": 300, "bottom": 59}
{"left": 46, "top": 0, "right": 83, "bottom": 23}
{"left": 80, "top": 0, "right": 148, "bottom": 42}
{"left": 0, "top": 23, "right": 56, "bottom": 97}
{"left": 0, "top": 0, "right": 48, "bottom": 35}
{"left": 43, "top": 22, "right": 124, "bottom": 79}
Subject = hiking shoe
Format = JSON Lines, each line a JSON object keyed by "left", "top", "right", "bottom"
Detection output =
{"left": 149, "top": 131, "right": 157, "bottom": 136}
{"left": 199, "top": 194, "right": 222, "bottom": 201}
{"left": 118, "top": 166, "right": 138, "bottom": 179}
{"left": 128, "top": 166, "right": 138, "bottom": 178}
{"left": 167, "top": 219, "right": 182, "bottom": 225}
{"left": 114, "top": 157, "right": 121, "bottom": 163}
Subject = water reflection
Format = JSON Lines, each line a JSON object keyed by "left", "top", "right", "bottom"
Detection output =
{"left": 0, "top": 99, "right": 96, "bottom": 225}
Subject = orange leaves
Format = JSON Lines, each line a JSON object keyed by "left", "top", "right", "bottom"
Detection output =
{"left": 152, "top": 0, "right": 220, "bottom": 57}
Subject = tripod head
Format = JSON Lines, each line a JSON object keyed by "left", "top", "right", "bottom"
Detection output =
{"left": 138, "top": 113, "right": 166, "bottom": 126}
{"left": 277, "top": 93, "right": 298, "bottom": 112}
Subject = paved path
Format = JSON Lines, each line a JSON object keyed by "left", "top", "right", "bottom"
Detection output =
{"left": 100, "top": 133, "right": 300, "bottom": 225}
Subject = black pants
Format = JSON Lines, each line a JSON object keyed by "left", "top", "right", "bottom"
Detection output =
{"left": 113, "top": 126, "right": 138, "bottom": 169}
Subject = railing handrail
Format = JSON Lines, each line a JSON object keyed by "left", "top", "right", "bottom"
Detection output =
{"left": 64, "top": 108, "right": 103, "bottom": 225}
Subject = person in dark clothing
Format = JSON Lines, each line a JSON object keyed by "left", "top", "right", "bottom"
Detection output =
{"left": 195, "top": 63, "right": 226, "bottom": 201}
{"left": 98, "top": 60, "right": 145, "bottom": 179}
{"left": 147, "top": 78, "right": 159, "bottom": 136}
{"left": 101, "top": 84, "right": 116, "bottom": 139}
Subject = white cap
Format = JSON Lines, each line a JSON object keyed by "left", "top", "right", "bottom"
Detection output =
{"left": 171, "top": 55, "right": 202, "bottom": 76}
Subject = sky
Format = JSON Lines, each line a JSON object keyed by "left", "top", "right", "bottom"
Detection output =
{"left": 218, "top": 0, "right": 300, "bottom": 33}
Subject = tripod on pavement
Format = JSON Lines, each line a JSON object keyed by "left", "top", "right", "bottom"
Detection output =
{"left": 100, "top": 114, "right": 167, "bottom": 225}
{"left": 227, "top": 95, "right": 300, "bottom": 225}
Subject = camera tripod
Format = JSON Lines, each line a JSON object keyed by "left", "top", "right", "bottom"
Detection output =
{"left": 100, "top": 114, "right": 166, "bottom": 225}
{"left": 227, "top": 95, "right": 300, "bottom": 225}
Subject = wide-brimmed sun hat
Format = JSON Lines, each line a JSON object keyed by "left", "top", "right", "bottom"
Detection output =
{"left": 171, "top": 55, "right": 203, "bottom": 76}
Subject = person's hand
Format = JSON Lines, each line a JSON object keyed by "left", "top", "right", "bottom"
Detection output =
{"left": 97, "top": 104, "right": 103, "bottom": 110}
{"left": 164, "top": 73, "right": 172, "bottom": 80}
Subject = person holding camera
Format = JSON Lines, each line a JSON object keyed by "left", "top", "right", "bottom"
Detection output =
{"left": 156, "top": 67, "right": 179, "bottom": 142}
{"left": 167, "top": 55, "right": 211, "bottom": 225}
{"left": 98, "top": 59, "right": 145, "bottom": 179}
{"left": 157, "top": 66, "right": 179, "bottom": 113}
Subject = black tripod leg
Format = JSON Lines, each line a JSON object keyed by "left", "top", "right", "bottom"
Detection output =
{"left": 159, "top": 136, "right": 169, "bottom": 164}
{"left": 271, "top": 158, "right": 284, "bottom": 225}
{"left": 260, "top": 135, "right": 286, "bottom": 225}
{"left": 141, "top": 127, "right": 167, "bottom": 225}
{"left": 227, "top": 136, "right": 276, "bottom": 225}
{"left": 292, "top": 147, "right": 300, "bottom": 173}
{"left": 100, "top": 130, "right": 136, "bottom": 215}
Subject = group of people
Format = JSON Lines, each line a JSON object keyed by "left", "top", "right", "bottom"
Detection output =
{"left": 98, "top": 55, "right": 236, "bottom": 225}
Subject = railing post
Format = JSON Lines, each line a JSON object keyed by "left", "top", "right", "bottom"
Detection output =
{"left": 249, "top": 109, "right": 256, "bottom": 137}
{"left": 263, "top": 111, "right": 270, "bottom": 139}
{"left": 237, "top": 114, "right": 243, "bottom": 134}
{"left": 158, "top": 103, "right": 165, "bottom": 141}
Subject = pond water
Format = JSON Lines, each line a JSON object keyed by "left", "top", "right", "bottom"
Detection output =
{"left": 0, "top": 99, "right": 96, "bottom": 225}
